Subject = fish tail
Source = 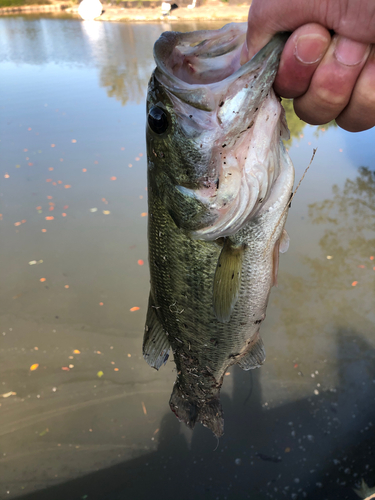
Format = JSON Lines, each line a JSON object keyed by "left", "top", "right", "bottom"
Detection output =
{"left": 169, "top": 385, "right": 224, "bottom": 437}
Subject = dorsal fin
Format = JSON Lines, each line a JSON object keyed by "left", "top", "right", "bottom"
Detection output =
{"left": 213, "top": 238, "right": 244, "bottom": 323}
{"left": 143, "top": 294, "right": 170, "bottom": 370}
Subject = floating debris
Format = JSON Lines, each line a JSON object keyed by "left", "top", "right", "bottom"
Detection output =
{"left": 97, "top": 371, "right": 104, "bottom": 378}
{"left": 30, "top": 364, "right": 39, "bottom": 371}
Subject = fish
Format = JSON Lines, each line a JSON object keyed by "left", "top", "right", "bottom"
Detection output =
{"left": 143, "top": 23, "right": 294, "bottom": 437}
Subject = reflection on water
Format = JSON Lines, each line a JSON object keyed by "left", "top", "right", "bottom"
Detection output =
{"left": 1, "top": 16, "right": 375, "bottom": 500}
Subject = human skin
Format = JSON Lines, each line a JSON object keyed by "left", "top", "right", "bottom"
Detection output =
{"left": 241, "top": 0, "right": 375, "bottom": 132}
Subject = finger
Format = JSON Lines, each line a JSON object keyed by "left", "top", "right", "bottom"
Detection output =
{"left": 241, "top": 0, "right": 375, "bottom": 64}
{"left": 293, "top": 35, "right": 371, "bottom": 125}
{"left": 274, "top": 24, "right": 331, "bottom": 99}
{"left": 336, "top": 46, "right": 375, "bottom": 132}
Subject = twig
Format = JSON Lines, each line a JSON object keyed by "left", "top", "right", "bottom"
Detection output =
{"left": 264, "top": 148, "right": 317, "bottom": 254}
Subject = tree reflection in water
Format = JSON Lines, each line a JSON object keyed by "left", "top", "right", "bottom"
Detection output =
{"left": 276, "top": 166, "right": 375, "bottom": 342}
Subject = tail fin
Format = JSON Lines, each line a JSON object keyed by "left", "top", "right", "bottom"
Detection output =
{"left": 169, "top": 385, "right": 224, "bottom": 437}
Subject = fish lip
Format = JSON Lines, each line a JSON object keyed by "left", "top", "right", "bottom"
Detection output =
{"left": 153, "top": 24, "right": 288, "bottom": 111}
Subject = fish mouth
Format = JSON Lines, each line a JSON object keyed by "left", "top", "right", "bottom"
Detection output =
{"left": 154, "top": 24, "right": 288, "bottom": 240}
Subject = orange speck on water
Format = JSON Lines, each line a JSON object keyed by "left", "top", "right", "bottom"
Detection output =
{"left": 64, "top": 284, "right": 69, "bottom": 288}
{"left": 94, "top": 160, "right": 98, "bottom": 164}
{"left": 141, "top": 402, "right": 147, "bottom": 415}
{"left": 46, "top": 179, "right": 52, "bottom": 183}
{"left": 58, "top": 180, "right": 62, "bottom": 184}
{"left": 49, "top": 206, "right": 54, "bottom": 212}
{"left": 60, "top": 158, "right": 63, "bottom": 162}
{"left": 0, "top": 214, "right": 2, "bottom": 220}
{"left": 49, "top": 202, "right": 55, "bottom": 206}
{"left": 30, "top": 363, "right": 39, "bottom": 371}
{"left": 41, "top": 229, "right": 47, "bottom": 232}
{"left": 28, "top": 128, "right": 32, "bottom": 131}
{"left": 36, "top": 206, "right": 42, "bottom": 210}
{"left": 135, "top": 157, "right": 140, "bottom": 161}
{"left": 294, "top": 363, "right": 299, "bottom": 368}
{"left": 102, "top": 198, "right": 108, "bottom": 204}
{"left": 52, "top": 182, "right": 57, "bottom": 186}
{"left": 225, "top": 372, "right": 230, "bottom": 376}
{"left": 141, "top": 212, "right": 147, "bottom": 217}
{"left": 21, "top": 220, "right": 26, "bottom": 224}
{"left": 339, "top": 148, "right": 343, "bottom": 153}
{"left": 114, "top": 368, "right": 119, "bottom": 371}
{"left": 71, "top": 139, "right": 77, "bottom": 143}
{"left": 82, "top": 168, "right": 87, "bottom": 172}
{"left": 45, "top": 216, "right": 54, "bottom": 221}
{"left": 73, "top": 349, "right": 80, "bottom": 354}
{"left": 64, "top": 185, "right": 72, "bottom": 189}
{"left": 28, "top": 162, "right": 34, "bottom": 166}
{"left": 128, "top": 164, "right": 132, "bottom": 168}
{"left": 49, "top": 167, "right": 54, "bottom": 171}
{"left": 99, "top": 302, "right": 104, "bottom": 306}
{"left": 370, "top": 256, "right": 374, "bottom": 260}
{"left": 121, "top": 147, "right": 125, "bottom": 150}
{"left": 358, "top": 265, "right": 365, "bottom": 269}
{"left": 110, "top": 176, "right": 117, "bottom": 181}
{"left": 51, "top": 144, "right": 55, "bottom": 148}
{"left": 139, "top": 153, "right": 143, "bottom": 157}
{"left": 4, "top": 174, "right": 9, "bottom": 178}
{"left": 62, "top": 213, "right": 67, "bottom": 217}
{"left": 138, "top": 259, "right": 144, "bottom": 266}
{"left": 63, "top": 205, "right": 69, "bottom": 209}
{"left": 40, "top": 278, "right": 46, "bottom": 282}
{"left": 61, "top": 366, "right": 70, "bottom": 371}
{"left": 14, "top": 221, "right": 22, "bottom": 226}
{"left": 130, "top": 306, "right": 140, "bottom": 312}
{"left": 47, "top": 196, "right": 53, "bottom": 199}
{"left": 127, "top": 354, "right": 131, "bottom": 357}
{"left": 352, "top": 281, "right": 358, "bottom": 287}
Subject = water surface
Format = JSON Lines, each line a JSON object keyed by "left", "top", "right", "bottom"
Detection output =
{"left": 1, "top": 16, "right": 375, "bottom": 500}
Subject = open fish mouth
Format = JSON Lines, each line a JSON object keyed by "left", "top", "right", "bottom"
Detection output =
{"left": 153, "top": 24, "right": 289, "bottom": 240}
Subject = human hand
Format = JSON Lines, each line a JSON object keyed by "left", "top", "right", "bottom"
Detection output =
{"left": 241, "top": 0, "right": 375, "bottom": 132}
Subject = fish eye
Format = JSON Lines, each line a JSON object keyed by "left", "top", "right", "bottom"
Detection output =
{"left": 148, "top": 106, "right": 169, "bottom": 134}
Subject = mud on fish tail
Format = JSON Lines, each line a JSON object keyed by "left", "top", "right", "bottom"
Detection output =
{"left": 169, "top": 385, "right": 224, "bottom": 437}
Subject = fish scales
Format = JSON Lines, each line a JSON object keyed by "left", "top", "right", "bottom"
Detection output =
{"left": 143, "top": 23, "right": 294, "bottom": 436}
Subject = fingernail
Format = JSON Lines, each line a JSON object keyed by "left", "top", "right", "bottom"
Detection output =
{"left": 295, "top": 34, "right": 328, "bottom": 64}
{"left": 334, "top": 36, "right": 369, "bottom": 66}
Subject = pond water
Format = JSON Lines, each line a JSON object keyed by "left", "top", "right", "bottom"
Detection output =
{"left": 1, "top": 15, "right": 375, "bottom": 500}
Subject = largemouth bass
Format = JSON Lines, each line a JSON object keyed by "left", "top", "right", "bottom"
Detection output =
{"left": 143, "top": 23, "right": 294, "bottom": 437}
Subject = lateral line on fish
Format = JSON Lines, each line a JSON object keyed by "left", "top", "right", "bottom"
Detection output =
{"left": 263, "top": 148, "right": 317, "bottom": 255}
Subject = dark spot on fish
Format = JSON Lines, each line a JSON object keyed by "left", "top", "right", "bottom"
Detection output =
{"left": 222, "top": 144, "right": 226, "bottom": 148}
{"left": 259, "top": 198, "right": 263, "bottom": 203}
{"left": 216, "top": 178, "right": 220, "bottom": 189}
{"left": 189, "top": 115, "right": 193, "bottom": 118}
{"left": 219, "top": 101, "right": 224, "bottom": 107}
{"left": 154, "top": 259, "right": 159, "bottom": 268}
{"left": 253, "top": 75, "right": 257, "bottom": 79}
{"left": 228, "top": 172, "right": 231, "bottom": 175}
{"left": 231, "top": 272, "right": 235, "bottom": 279}
{"left": 223, "top": 162, "right": 226, "bottom": 165}
{"left": 256, "top": 453, "right": 282, "bottom": 463}
{"left": 244, "top": 84, "right": 248, "bottom": 89}
{"left": 183, "top": 324, "right": 188, "bottom": 328}
{"left": 254, "top": 319, "right": 262, "bottom": 324}
{"left": 200, "top": 144, "right": 203, "bottom": 148}
{"left": 289, "top": 192, "right": 293, "bottom": 208}
{"left": 255, "top": 108, "right": 258, "bottom": 111}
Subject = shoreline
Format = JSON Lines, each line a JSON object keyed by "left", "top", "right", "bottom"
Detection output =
{"left": 0, "top": 0, "right": 250, "bottom": 21}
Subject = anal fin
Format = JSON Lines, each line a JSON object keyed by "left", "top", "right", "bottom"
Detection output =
{"left": 143, "top": 294, "right": 170, "bottom": 370}
{"left": 213, "top": 238, "right": 244, "bottom": 323}
{"left": 237, "top": 335, "right": 266, "bottom": 370}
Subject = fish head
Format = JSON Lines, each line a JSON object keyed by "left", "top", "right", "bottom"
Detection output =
{"left": 147, "top": 23, "right": 288, "bottom": 237}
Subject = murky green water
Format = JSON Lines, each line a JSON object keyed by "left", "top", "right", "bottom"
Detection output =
{"left": 1, "top": 16, "right": 375, "bottom": 500}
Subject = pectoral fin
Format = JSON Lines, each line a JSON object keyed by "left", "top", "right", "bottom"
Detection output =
{"left": 279, "top": 229, "right": 290, "bottom": 253}
{"left": 143, "top": 294, "right": 170, "bottom": 370}
{"left": 237, "top": 334, "right": 266, "bottom": 370}
{"left": 213, "top": 238, "right": 244, "bottom": 323}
